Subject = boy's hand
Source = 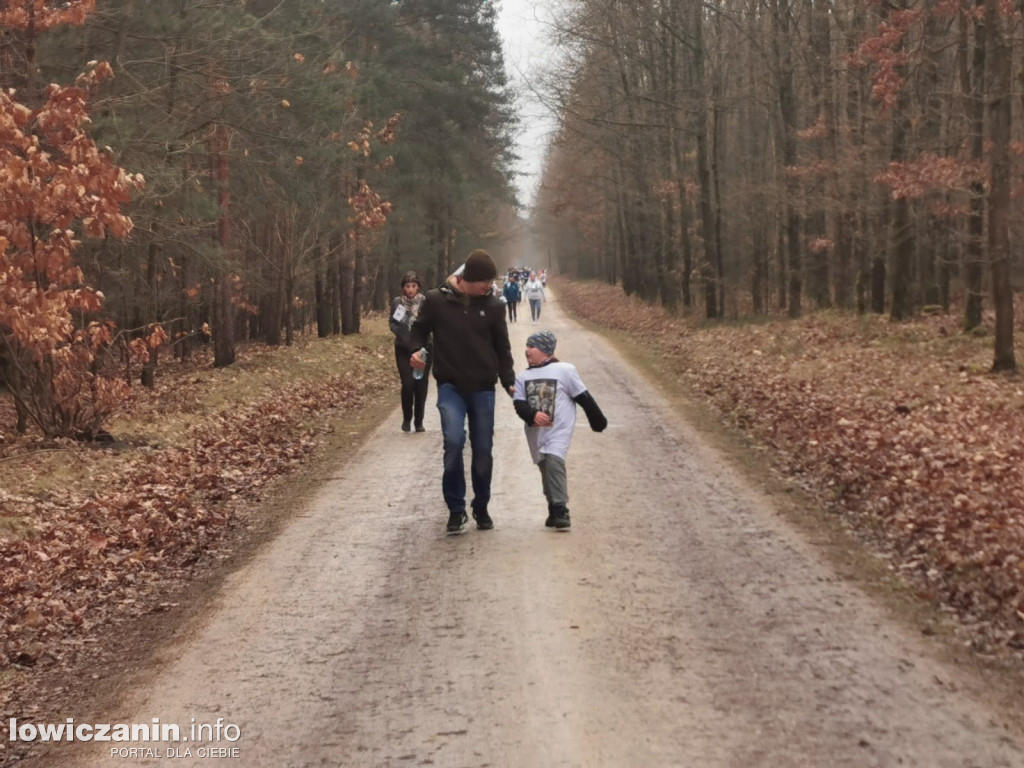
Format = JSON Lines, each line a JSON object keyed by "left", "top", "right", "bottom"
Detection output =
{"left": 533, "top": 412, "right": 552, "bottom": 427}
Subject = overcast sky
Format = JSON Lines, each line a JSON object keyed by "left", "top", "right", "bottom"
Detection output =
{"left": 494, "top": 0, "right": 559, "bottom": 211}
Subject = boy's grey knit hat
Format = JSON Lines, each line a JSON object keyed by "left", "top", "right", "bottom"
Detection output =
{"left": 526, "top": 330, "right": 557, "bottom": 356}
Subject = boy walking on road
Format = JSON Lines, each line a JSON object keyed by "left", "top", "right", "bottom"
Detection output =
{"left": 513, "top": 330, "right": 607, "bottom": 529}
{"left": 410, "top": 250, "right": 516, "bottom": 534}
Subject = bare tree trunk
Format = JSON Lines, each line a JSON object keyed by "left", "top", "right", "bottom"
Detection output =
{"left": 211, "top": 123, "right": 235, "bottom": 368}
{"left": 883, "top": 0, "right": 914, "bottom": 321}
{"left": 985, "top": 0, "right": 1015, "bottom": 371}
{"left": 776, "top": 224, "right": 787, "bottom": 311}
{"left": 141, "top": 238, "right": 161, "bottom": 388}
{"left": 962, "top": 2, "right": 985, "bottom": 331}
{"left": 340, "top": 238, "right": 356, "bottom": 335}
{"left": 830, "top": 12, "right": 855, "bottom": 311}
{"left": 661, "top": 2, "right": 683, "bottom": 312}
{"left": 615, "top": 161, "right": 640, "bottom": 298}
{"left": 329, "top": 237, "right": 341, "bottom": 336}
{"left": 711, "top": 94, "right": 726, "bottom": 316}
{"left": 271, "top": 218, "right": 287, "bottom": 345}
{"left": 808, "top": 0, "right": 832, "bottom": 309}
{"left": 691, "top": 0, "right": 719, "bottom": 319}
{"left": 772, "top": 0, "right": 801, "bottom": 318}
{"left": 752, "top": 228, "right": 768, "bottom": 315}
{"left": 315, "top": 241, "right": 330, "bottom": 338}
{"left": 433, "top": 216, "right": 450, "bottom": 285}
{"left": 917, "top": 6, "right": 946, "bottom": 308}
{"left": 871, "top": 196, "right": 888, "bottom": 314}
{"left": 285, "top": 266, "right": 295, "bottom": 347}
{"left": 214, "top": 272, "right": 235, "bottom": 368}
{"left": 282, "top": 216, "right": 294, "bottom": 346}
{"left": 349, "top": 244, "right": 365, "bottom": 335}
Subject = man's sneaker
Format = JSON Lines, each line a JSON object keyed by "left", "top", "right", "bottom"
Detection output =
{"left": 547, "top": 504, "right": 571, "bottom": 530}
{"left": 472, "top": 510, "right": 494, "bottom": 530}
{"left": 446, "top": 510, "right": 468, "bottom": 534}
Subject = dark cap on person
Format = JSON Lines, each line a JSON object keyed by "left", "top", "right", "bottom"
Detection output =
{"left": 462, "top": 249, "right": 497, "bottom": 282}
{"left": 526, "top": 330, "right": 557, "bottom": 356}
{"left": 401, "top": 270, "right": 421, "bottom": 287}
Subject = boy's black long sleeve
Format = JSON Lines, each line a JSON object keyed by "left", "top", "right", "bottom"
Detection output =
{"left": 513, "top": 398, "right": 538, "bottom": 425}
{"left": 573, "top": 391, "right": 607, "bottom": 431}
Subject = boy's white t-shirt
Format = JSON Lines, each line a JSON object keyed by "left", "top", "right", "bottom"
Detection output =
{"left": 513, "top": 361, "right": 587, "bottom": 463}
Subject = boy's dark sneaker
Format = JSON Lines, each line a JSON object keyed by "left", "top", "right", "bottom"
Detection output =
{"left": 547, "top": 504, "right": 571, "bottom": 530}
{"left": 401, "top": 419, "right": 411, "bottom": 432}
{"left": 446, "top": 510, "right": 468, "bottom": 534}
{"left": 472, "top": 510, "right": 494, "bottom": 530}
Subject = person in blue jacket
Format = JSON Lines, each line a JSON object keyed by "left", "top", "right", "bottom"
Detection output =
{"left": 502, "top": 276, "right": 521, "bottom": 323}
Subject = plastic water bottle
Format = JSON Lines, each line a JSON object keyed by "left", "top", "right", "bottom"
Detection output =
{"left": 413, "top": 347, "right": 428, "bottom": 380}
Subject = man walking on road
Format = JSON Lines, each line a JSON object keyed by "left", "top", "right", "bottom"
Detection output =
{"left": 410, "top": 250, "right": 516, "bottom": 534}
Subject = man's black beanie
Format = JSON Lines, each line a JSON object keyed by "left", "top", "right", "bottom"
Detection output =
{"left": 462, "top": 249, "right": 497, "bottom": 282}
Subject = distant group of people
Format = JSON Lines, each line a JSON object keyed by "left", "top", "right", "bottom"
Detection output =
{"left": 389, "top": 252, "right": 605, "bottom": 534}
{"left": 498, "top": 266, "right": 546, "bottom": 324}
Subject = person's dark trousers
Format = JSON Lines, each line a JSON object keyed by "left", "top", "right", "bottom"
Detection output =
{"left": 507, "top": 301, "right": 518, "bottom": 323}
{"left": 395, "top": 346, "right": 430, "bottom": 426}
{"left": 529, "top": 298, "right": 541, "bottom": 321}
{"left": 436, "top": 382, "right": 495, "bottom": 515}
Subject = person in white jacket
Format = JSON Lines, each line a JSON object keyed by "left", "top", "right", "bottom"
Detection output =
{"left": 523, "top": 272, "right": 546, "bottom": 323}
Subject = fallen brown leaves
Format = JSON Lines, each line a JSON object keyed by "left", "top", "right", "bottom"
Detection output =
{"left": 0, "top": 329, "right": 394, "bottom": 705}
{"left": 558, "top": 278, "right": 1024, "bottom": 655}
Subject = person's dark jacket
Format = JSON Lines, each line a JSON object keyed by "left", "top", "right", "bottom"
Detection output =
{"left": 410, "top": 281, "right": 515, "bottom": 393}
{"left": 503, "top": 280, "right": 521, "bottom": 303}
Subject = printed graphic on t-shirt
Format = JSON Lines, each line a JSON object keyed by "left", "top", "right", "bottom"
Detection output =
{"left": 526, "top": 378, "right": 557, "bottom": 421}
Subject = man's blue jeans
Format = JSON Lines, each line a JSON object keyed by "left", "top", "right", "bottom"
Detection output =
{"left": 436, "top": 383, "right": 495, "bottom": 514}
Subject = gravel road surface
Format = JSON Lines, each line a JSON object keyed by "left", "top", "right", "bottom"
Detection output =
{"left": 66, "top": 288, "right": 1023, "bottom": 767}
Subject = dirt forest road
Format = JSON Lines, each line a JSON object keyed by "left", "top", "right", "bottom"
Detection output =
{"left": 59, "top": 288, "right": 1022, "bottom": 767}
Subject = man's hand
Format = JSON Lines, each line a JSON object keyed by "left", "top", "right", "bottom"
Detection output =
{"left": 410, "top": 351, "right": 426, "bottom": 370}
{"left": 533, "top": 411, "right": 552, "bottom": 427}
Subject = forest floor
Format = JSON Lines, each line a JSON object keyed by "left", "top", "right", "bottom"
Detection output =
{"left": 0, "top": 279, "right": 1023, "bottom": 764}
